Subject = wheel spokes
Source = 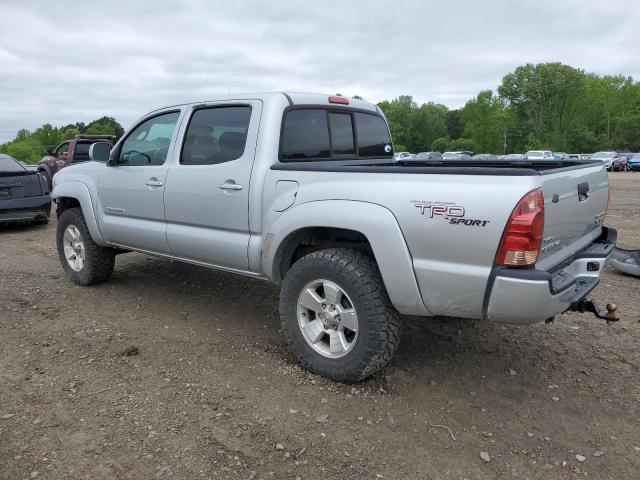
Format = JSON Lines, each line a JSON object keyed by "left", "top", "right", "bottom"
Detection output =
{"left": 337, "top": 307, "right": 358, "bottom": 331}
{"left": 329, "top": 330, "right": 349, "bottom": 355}
{"left": 302, "top": 319, "right": 325, "bottom": 344}
{"left": 298, "top": 287, "right": 324, "bottom": 313}
{"left": 322, "top": 281, "right": 341, "bottom": 305}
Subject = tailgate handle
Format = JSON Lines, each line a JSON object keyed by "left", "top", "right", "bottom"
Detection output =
{"left": 577, "top": 182, "right": 590, "bottom": 202}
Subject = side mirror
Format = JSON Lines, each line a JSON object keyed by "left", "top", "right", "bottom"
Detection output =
{"left": 89, "top": 142, "right": 111, "bottom": 163}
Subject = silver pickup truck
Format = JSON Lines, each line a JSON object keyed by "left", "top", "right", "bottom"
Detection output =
{"left": 52, "top": 92, "right": 617, "bottom": 382}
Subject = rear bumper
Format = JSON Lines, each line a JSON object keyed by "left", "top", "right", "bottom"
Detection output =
{"left": 486, "top": 227, "right": 616, "bottom": 324}
{"left": 0, "top": 194, "right": 51, "bottom": 223}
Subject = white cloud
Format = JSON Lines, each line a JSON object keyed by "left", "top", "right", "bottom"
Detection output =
{"left": 0, "top": 0, "right": 639, "bottom": 142}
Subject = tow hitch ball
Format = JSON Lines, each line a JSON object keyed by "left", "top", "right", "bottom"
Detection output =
{"left": 569, "top": 299, "right": 619, "bottom": 324}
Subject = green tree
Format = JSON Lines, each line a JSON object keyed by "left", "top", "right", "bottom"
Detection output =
{"left": 431, "top": 136, "right": 450, "bottom": 152}
{"left": 461, "top": 90, "right": 506, "bottom": 153}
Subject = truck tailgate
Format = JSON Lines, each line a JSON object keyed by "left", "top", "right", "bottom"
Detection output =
{"left": 537, "top": 163, "right": 609, "bottom": 269}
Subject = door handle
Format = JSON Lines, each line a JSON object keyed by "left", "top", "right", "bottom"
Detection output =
{"left": 146, "top": 177, "right": 163, "bottom": 187}
{"left": 219, "top": 182, "right": 243, "bottom": 191}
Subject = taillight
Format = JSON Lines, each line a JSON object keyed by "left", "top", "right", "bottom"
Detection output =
{"left": 495, "top": 188, "right": 545, "bottom": 267}
{"left": 328, "top": 95, "right": 349, "bottom": 105}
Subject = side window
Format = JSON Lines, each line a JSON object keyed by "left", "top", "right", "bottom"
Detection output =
{"left": 118, "top": 111, "right": 180, "bottom": 166}
{"left": 73, "top": 143, "right": 91, "bottom": 163}
{"left": 354, "top": 113, "right": 393, "bottom": 157}
{"left": 329, "top": 113, "right": 355, "bottom": 155}
{"left": 281, "top": 109, "right": 330, "bottom": 160}
{"left": 55, "top": 142, "right": 70, "bottom": 156}
{"left": 181, "top": 106, "right": 251, "bottom": 165}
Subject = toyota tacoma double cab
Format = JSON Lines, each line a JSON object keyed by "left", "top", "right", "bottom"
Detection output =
{"left": 51, "top": 93, "right": 617, "bottom": 383}
{"left": 37, "top": 135, "right": 115, "bottom": 190}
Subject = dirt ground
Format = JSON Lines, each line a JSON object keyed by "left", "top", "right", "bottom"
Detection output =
{"left": 1, "top": 172, "right": 639, "bottom": 480}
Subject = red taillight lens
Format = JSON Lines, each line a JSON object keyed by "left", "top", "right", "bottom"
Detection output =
{"left": 328, "top": 95, "right": 349, "bottom": 105}
{"left": 495, "top": 188, "right": 545, "bottom": 267}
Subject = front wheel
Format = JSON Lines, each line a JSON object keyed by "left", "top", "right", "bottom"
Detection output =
{"left": 56, "top": 207, "right": 115, "bottom": 285}
{"left": 280, "top": 248, "right": 401, "bottom": 383}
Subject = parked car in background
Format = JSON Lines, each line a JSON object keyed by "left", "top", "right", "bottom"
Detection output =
{"left": 472, "top": 154, "right": 498, "bottom": 160}
{"left": 394, "top": 151, "right": 413, "bottom": 161}
{"left": 525, "top": 150, "right": 554, "bottom": 160}
{"left": 442, "top": 151, "right": 473, "bottom": 160}
{"left": 411, "top": 151, "right": 442, "bottom": 161}
{"left": 627, "top": 153, "right": 640, "bottom": 171}
{"left": 616, "top": 152, "right": 631, "bottom": 171}
{"left": 0, "top": 153, "right": 51, "bottom": 225}
{"left": 590, "top": 151, "right": 619, "bottom": 171}
{"left": 553, "top": 152, "right": 569, "bottom": 160}
{"left": 499, "top": 153, "right": 525, "bottom": 160}
{"left": 37, "top": 135, "right": 115, "bottom": 190}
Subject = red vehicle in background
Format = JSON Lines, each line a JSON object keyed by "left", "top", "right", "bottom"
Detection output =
{"left": 37, "top": 135, "right": 114, "bottom": 190}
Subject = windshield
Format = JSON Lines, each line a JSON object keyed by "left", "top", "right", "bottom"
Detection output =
{"left": 631, "top": 154, "right": 640, "bottom": 160}
{"left": 0, "top": 154, "right": 26, "bottom": 172}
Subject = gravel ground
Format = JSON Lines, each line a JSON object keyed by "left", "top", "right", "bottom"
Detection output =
{"left": 1, "top": 172, "right": 639, "bottom": 480}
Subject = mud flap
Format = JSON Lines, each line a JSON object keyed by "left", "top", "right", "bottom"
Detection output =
{"left": 608, "top": 247, "right": 640, "bottom": 277}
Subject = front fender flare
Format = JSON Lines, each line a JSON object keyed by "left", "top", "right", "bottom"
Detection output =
{"left": 265, "top": 200, "right": 430, "bottom": 316}
{"left": 52, "top": 181, "right": 107, "bottom": 246}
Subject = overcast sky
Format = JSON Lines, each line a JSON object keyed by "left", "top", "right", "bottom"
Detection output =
{"left": 1, "top": 0, "right": 639, "bottom": 143}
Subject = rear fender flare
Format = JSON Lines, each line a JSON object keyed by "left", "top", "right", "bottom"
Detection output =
{"left": 265, "top": 200, "right": 430, "bottom": 316}
{"left": 52, "top": 181, "right": 107, "bottom": 246}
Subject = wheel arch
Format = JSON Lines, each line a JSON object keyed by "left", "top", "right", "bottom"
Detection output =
{"left": 53, "top": 182, "right": 107, "bottom": 246}
{"left": 265, "top": 200, "right": 430, "bottom": 316}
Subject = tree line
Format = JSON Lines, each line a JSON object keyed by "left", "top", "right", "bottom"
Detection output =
{"left": 378, "top": 62, "right": 640, "bottom": 154}
{"left": 2, "top": 62, "right": 639, "bottom": 164}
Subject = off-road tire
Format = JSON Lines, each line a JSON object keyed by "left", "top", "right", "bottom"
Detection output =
{"left": 57, "top": 207, "right": 115, "bottom": 285}
{"left": 280, "top": 248, "right": 401, "bottom": 383}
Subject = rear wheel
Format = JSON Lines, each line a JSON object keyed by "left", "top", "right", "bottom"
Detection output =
{"left": 56, "top": 207, "right": 115, "bottom": 285}
{"left": 280, "top": 248, "right": 401, "bottom": 383}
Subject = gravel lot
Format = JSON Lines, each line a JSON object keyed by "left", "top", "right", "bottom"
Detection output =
{"left": 1, "top": 172, "right": 639, "bottom": 480}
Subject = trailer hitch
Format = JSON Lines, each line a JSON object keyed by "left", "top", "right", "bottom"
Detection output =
{"left": 569, "top": 299, "right": 619, "bottom": 324}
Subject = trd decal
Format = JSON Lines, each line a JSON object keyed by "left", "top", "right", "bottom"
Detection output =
{"left": 414, "top": 204, "right": 465, "bottom": 219}
{"left": 413, "top": 201, "right": 490, "bottom": 227}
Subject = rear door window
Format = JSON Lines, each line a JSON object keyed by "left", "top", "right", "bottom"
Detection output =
{"left": 181, "top": 106, "right": 252, "bottom": 165}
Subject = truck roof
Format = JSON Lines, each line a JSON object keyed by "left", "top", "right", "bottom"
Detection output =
{"left": 147, "top": 92, "right": 380, "bottom": 116}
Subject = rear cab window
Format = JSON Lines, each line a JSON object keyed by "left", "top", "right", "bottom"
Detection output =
{"left": 280, "top": 107, "right": 393, "bottom": 161}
